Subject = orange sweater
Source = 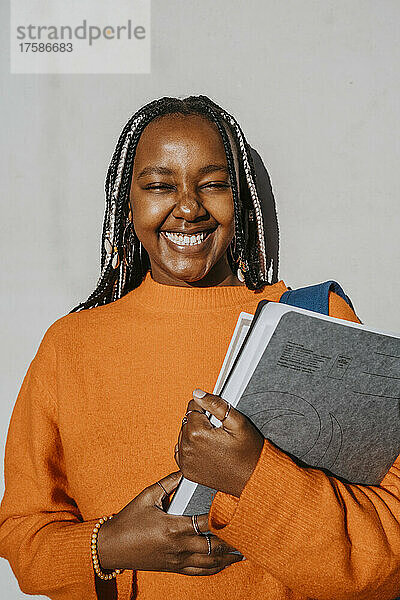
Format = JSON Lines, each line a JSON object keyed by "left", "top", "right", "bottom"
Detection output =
{"left": 1, "top": 273, "right": 400, "bottom": 600}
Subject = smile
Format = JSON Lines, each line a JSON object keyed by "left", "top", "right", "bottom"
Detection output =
{"left": 161, "top": 230, "right": 213, "bottom": 247}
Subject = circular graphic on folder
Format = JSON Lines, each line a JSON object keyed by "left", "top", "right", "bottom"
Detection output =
{"left": 243, "top": 390, "right": 342, "bottom": 468}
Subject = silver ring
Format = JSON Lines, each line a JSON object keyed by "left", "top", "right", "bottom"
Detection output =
{"left": 221, "top": 401, "right": 231, "bottom": 423}
{"left": 156, "top": 481, "right": 167, "bottom": 497}
{"left": 191, "top": 514, "right": 202, "bottom": 535}
{"left": 185, "top": 409, "right": 204, "bottom": 417}
{"left": 205, "top": 534, "right": 212, "bottom": 555}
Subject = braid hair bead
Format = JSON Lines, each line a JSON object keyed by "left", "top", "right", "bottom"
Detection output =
{"left": 103, "top": 113, "right": 153, "bottom": 282}
{"left": 101, "top": 116, "right": 146, "bottom": 281}
{"left": 91, "top": 515, "right": 124, "bottom": 580}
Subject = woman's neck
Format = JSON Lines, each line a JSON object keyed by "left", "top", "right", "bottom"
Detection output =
{"left": 150, "top": 271, "right": 245, "bottom": 288}
{"left": 148, "top": 259, "right": 246, "bottom": 288}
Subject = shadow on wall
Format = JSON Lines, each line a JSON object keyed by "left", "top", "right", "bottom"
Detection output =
{"left": 250, "top": 147, "right": 280, "bottom": 285}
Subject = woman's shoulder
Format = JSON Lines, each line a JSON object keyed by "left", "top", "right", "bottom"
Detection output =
{"left": 38, "top": 293, "right": 132, "bottom": 353}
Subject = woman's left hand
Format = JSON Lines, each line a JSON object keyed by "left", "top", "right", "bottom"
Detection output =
{"left": 174, "top": 389, "right": 264, "bottom": 498}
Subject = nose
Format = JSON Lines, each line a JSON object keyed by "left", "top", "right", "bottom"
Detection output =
{"left": 172, "top": 190, "right": 208, "bottom": 221}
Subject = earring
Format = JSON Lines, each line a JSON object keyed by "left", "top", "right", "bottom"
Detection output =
{"left": 229, "top": 235, "right": 248, "bottom": 282}
{"left": 104, "top": 236, "right": 120, "bottom": 270}
{"left": 237, "top": 257, "right": 248, "bottom": 283}
{"left": 122, "top": 219, "right": 135, "bottom": 268}
{"left": 112, "top": 250, "right": 120, "bottom": 270}
{"left": 228, "top": 235, "right": 239, "bottom": 264}
{"left": 122, "top": 209, "right": 135, "bottom": 268}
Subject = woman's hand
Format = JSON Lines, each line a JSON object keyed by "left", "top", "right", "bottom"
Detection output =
{"left": 175, "top": 390, "right": 264, "bottom": 498}
{"left": 97, "top": 470, "right": 243, "bottom": 575}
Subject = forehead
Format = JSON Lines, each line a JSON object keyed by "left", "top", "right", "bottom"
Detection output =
{"left": 134, "top": 113, "right": 228, "bottom": 166}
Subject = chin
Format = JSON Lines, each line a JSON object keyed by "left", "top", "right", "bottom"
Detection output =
{"left": 172, "top": 271, "right": 209, "bottom": 283}
{"left": 162, "top": 260, "right": 211, "bottom": 283}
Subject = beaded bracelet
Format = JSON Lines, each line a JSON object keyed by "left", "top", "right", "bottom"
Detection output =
{"left": 91, "top": 515, "right": 124, "bottom": 580}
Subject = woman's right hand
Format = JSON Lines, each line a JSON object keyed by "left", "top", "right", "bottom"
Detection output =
{"left": 97, "top": 470, "right": 243, "bottom": 576}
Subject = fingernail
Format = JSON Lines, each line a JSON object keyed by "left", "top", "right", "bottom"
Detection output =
{"left": 193, "top": 389, "right": 207, "bottom": 398}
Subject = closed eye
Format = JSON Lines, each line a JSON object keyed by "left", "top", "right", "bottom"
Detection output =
{"left": 201, "top": 182, "right": 231, "bottom": 189}
{"left": 144, "top": 182, "right": 230, "bottom": 191}
{"left": 144, "top": 183, "right": 175, "bottom": 191}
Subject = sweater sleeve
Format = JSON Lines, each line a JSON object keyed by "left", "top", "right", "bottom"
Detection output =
{"left": 209, "top": 292, "right": 400, "bottom": 600}
{"left": 0, "top": 325, "right": 113, "bottom": 599}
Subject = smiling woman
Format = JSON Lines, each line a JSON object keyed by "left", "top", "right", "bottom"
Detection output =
{"left": 71, "top": 95, "right": 269, "bottom": 310}
{"left": 130, "top": 113, "right": 238, "bottom": 286}
{"left": 1, "top": 95, "right": 400, "bottom": 600}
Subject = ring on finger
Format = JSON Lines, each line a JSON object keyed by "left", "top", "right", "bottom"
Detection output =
{"left": 156, "top": 481, "right": 167, "bottom": 497}
{"left": 185, "top": 409, "right": 204, "bottom": 417}
{"left": 221, "top": 401, "right": 231, "bottom": 423}
{"left": 204, "top": 534, "right": 212, "bottom": 556}
{"left": 191, "top": 514, "right": 202, "bottom": 535}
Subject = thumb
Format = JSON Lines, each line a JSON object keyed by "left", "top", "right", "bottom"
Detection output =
{"left": 192, "top": 389, "right": 240, "bottom": 431}
{"left": 150, "top": 470, "right": 183, "bottom": 503}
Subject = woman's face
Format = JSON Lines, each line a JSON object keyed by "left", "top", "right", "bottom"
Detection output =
{"left": 129, "top": 113, "right": 240, "bottom": 287}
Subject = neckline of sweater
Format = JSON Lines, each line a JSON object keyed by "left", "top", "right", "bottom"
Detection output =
{"left": 118, "top": 271, "right": 288, "bottom": 313}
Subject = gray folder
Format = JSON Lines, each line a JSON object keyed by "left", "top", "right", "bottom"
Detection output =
{"left": 183, "top": 311, "right": 400, "bottom": 516}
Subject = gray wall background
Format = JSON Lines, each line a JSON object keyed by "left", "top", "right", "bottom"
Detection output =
{"left": 1, "top": 0, "right": 399, "bottom": 596}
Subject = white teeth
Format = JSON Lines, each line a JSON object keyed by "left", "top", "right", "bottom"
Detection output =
{"left": 163, "top": 231, "right": 209, "bottom": 246}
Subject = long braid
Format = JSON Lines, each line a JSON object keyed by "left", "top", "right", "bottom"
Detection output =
{"left": 221, "top": 114, "right": 268, "bottom": 284}
{"left": 202, "top": 108, "right": 257, "bottom": 288}
{"left": 195, "top": 96, "right": 268, "bottom": 284}
{"left": 71, "top": 95, "right": 272, "bottom": 312}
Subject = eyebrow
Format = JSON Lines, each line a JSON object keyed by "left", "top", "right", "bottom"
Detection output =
{"left": 198, "top": 164, "right": 229, "bottom": 176}
{"left": 136, "top": 164, "right": 229, "bottom": 180}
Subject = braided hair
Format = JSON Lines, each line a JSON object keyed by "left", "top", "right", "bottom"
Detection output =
{"left": 72, "top": 95, "right": 274, "bottom": 312}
